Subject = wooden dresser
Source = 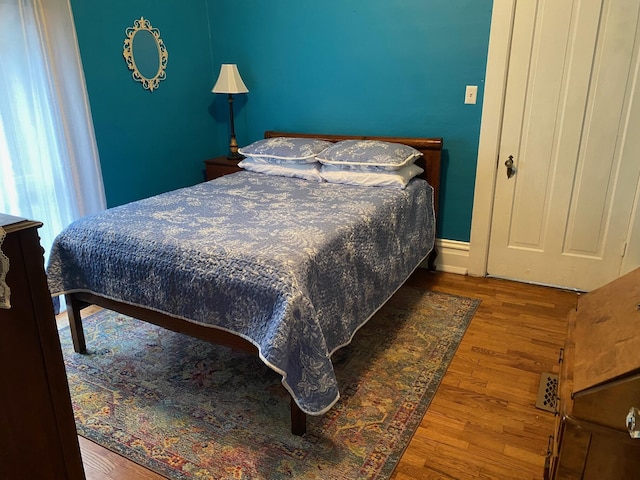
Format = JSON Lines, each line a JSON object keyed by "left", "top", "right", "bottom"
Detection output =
{"left": 548, "top": 267, "right": 640, "bottom": 479}
{"left": 0, "top": 214, "right": 85, "bottom": 479}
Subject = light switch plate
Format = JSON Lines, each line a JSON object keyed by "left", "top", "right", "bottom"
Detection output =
{"left": 465, "top": 85, "right": 478, "bottom": 104}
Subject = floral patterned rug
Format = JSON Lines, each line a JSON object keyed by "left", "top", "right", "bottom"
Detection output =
{"left": 60, "top": 286, "right": 479, "bottom": 479}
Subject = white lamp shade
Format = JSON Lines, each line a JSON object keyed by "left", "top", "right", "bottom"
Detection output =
{"left": 212, "top": 64, "right": 248, "bottom": 94}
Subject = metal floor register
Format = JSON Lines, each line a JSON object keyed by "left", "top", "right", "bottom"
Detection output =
{"left": 535, "top": 372, "right": 558, "bottom": 413}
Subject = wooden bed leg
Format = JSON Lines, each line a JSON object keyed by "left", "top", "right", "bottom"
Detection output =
{"left": 290, "top": 397, "right": 306, "bottom": 436}
{"left": 64, "top": 294, "right": 87, "bottom": 353}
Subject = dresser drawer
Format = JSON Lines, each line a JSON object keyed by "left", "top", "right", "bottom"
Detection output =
{"left": 554, "top": 416, "right": 640, "bottom": 480}
{"left": 572, "top": 374, "right": 640, "bottom": 432}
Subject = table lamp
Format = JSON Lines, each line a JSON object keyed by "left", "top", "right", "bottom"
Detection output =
{"left": 212, "top": 64, "right": 249, "bottom": 160}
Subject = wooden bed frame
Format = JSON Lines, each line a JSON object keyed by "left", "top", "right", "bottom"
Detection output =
{"left": 64, "top": 132, "right": 443, "bottom": 436}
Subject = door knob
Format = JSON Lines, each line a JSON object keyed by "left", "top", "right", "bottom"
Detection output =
{"left": 505, "top": 155, "right": 516, "bottom": 179}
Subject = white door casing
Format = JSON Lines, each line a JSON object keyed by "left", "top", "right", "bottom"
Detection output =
{"left": 469, "top": 0, "right": 640, "bottom": 291}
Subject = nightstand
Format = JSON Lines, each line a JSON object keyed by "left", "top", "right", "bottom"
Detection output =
{"left": 204, "top": 156, "right": 243, "bottom": 181}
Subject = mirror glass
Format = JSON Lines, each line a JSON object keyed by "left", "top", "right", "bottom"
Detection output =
{"left": 123, "top": 17, "right": 168, "bottom": 92}
{"left": 132, "top": 30, "right": 159, "bottom": 79}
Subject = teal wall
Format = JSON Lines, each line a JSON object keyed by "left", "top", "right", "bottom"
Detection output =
{"left": 71, "top": 0, "right": 492, "bottom": 241}
{"left": 69, "top": 0, "right": 224, "bottom": 207}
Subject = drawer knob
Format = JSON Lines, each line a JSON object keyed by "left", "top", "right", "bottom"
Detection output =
{"left": 627, "top": 407, "right": 640, "bottom": 438}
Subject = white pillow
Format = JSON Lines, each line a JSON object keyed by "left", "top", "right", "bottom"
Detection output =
{"left": 320, "top": 163, "right": 424, "bottom": 188}
{"left": 239, "top": 157, "right": 323, "bottom": 182}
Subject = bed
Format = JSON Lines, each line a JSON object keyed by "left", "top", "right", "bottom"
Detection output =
{"left": 46, "top": 131, "right": 443, "bottom": 435}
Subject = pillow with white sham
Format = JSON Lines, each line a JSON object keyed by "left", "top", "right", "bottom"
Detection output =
{"left": 320, "top": 163, "right": 424, "bottom": 189}
{"left": 239, "top": 157, "right": 323, "bottom": 182}
{"left": 238, "top": 137, "right": 333, "bottom": 163}
{"left": 316, "top": 139, "right": 422, "bottom": 170}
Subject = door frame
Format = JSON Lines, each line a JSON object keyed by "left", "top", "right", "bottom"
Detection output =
{"left": 468, "top": 0, "right": 516, "bottom": 277}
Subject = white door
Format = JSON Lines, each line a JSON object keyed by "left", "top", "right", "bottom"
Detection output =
{"left": 486, "top": 0, "right": 640, "bottom": 291}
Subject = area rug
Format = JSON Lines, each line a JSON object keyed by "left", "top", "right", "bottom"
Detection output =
{"left": 59, "top": 287, "right": 480, "bottom": 480}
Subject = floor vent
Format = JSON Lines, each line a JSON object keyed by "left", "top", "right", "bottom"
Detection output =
{"left": 535, "top": 372, "right": 558, "bottom": 413}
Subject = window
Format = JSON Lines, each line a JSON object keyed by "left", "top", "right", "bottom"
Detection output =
{"left": 0, "top": 0, "right": 105, "bottom": 261}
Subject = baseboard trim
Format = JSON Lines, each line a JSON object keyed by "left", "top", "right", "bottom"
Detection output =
{"left": 421, "top": 239, "right": 470, "bottom": 275}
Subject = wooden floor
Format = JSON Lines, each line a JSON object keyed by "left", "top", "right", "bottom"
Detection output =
{"left": 62, "top": 271, "right": 578, "bottom": 479}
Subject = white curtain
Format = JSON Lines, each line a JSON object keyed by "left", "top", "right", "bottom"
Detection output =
{"left": 0, "top": 0, "right": 106, "bottom": 262}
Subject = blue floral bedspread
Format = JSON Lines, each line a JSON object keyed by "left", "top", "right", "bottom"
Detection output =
{"left": 47, "top": 172, "right": 435, "bottom": 415}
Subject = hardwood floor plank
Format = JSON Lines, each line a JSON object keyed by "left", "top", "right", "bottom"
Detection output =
{"left": 77, "top": 437, "right": 165, "bottom": 480}
{"left": 59, "top": 270, "right": 577, "bottom": 479}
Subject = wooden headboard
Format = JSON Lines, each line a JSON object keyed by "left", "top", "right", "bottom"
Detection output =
{"left": 264, "top": 131, "right": 443, "bottom": 214}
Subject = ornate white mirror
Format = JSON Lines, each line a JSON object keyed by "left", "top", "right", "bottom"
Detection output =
{"left": 123, "top": 17, "right": 168, "bottom": 92}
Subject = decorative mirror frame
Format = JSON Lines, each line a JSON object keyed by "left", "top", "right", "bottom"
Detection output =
{"left": 123, "top": 17, "right": 168, "bottom": 92}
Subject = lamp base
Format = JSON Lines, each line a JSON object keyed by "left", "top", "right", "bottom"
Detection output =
{"left": 227, "top": 133, "right": 243, "bottom": 161}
